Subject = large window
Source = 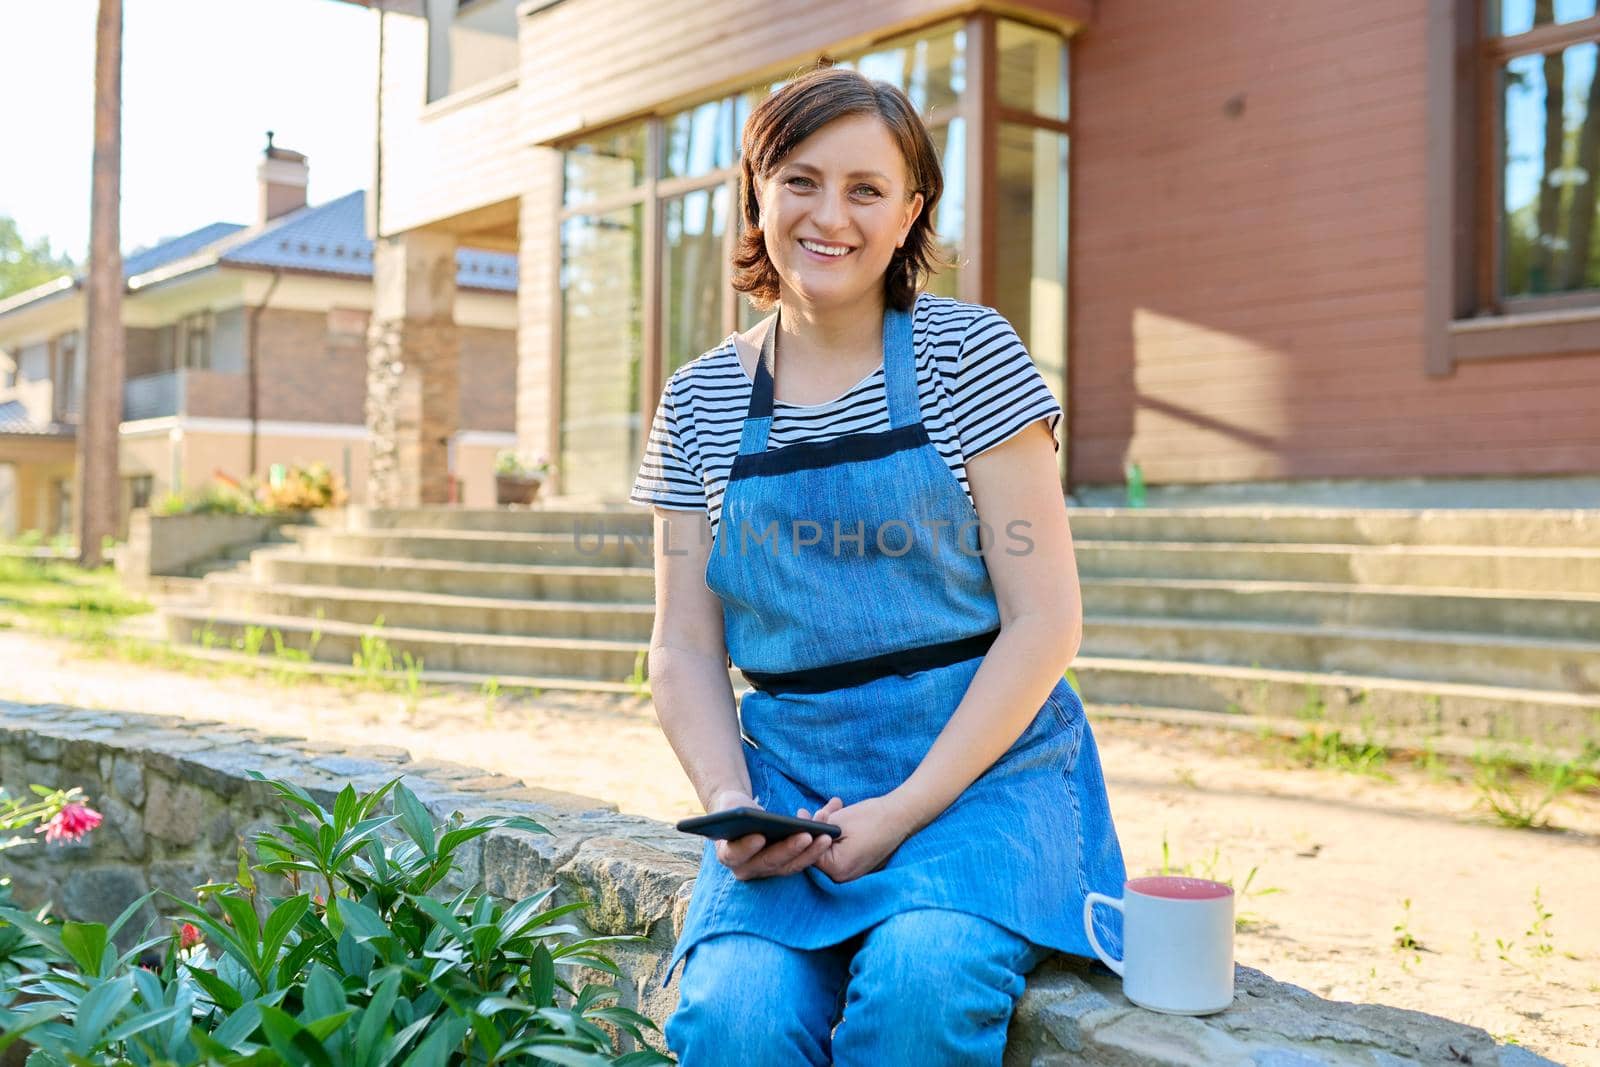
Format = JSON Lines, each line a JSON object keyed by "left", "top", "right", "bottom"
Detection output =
{"left": 557, "top": 16, "right": 1069, "bottom": 497}
{"left": 425, "top": 0, "right": 518, "bottom": 103}
{"left": 51, "top": 330, "right": 79, "bottom": 422}
{"left": 1486, "top": 1, "right": 1600, "bottom": 309}
{"left": 992, "top": 21, "right": 1071, "bottom": 461}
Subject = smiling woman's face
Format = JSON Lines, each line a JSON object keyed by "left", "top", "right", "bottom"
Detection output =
{"left": 758, "top": 112, "right": 925, "bottom": 313}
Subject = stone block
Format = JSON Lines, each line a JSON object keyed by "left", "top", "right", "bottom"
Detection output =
{"left": 144, "top": 774, "right": 211, "bottom": 847}
{"left": 555, "top": 837, "right": 698, "bottom": 938}
{"left": 111, "top": 755, "right": 146, "bottom": 806}
{"left": 482, "top": 828, "right": 583, "bottom": 901}
{"left": 488, "top": 785, "right": 619, "bottom": 814}
{"left": 308, "top": 755, "right": 393, "bottom": 779}
{"left": 92, "top": 793, "right": 147, "bottom": 863}
{"left": 61, "top": 867, "right": 156, "bottom": 941}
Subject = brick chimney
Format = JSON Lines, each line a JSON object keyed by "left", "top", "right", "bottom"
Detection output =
{"left": 257, "top": 131, "right": 308, "bottom": 224}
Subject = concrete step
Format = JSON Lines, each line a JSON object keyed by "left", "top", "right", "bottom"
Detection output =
{"left": 1081, "top": 578, "right": 1600, "bottom": 639}
{"left": 201, "top": 576, "right": 655, "bottom": 641}
{"left": 247, "top": 550, "right": 655, "bottom": 601}
{"left": 160, "top": 605, "right": 1600, "bottom": 747}
{"left": 1075, "top": 541, "right": 1600, "bottom": 591}
{"left": 164, "top": 608, "right": 648, "bottom": 682}
{"left": 1066, "top": 507, "right": 1600, "bottom": 547}
{"left": 1066, "top": 657, "right": 1600, "bottom": 750}
{"left": 292, "top": 528, "right": 650, "bottom": 568}
{"left": 1081, "top": 615, "right": 1600, "bottom": 694}
{"left": 346, "top": 505, "right": 654, "bottom": 538}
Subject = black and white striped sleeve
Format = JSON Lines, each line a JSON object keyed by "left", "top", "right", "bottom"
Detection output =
{"left": 630, "top": 373, "right": 708, "bottom": 511}
{"left": 950, "top": 308, "right": 1063, "bottom": 458}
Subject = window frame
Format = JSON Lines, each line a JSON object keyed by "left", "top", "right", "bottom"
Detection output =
{"left": 1428, "top": 0, "right": 1600, "bottom": 374}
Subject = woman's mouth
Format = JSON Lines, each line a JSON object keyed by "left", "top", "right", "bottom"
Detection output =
{"left": 798, "top": 238, "right": 854, "bottom": 260}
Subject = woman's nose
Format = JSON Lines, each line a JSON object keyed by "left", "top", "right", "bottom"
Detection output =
{"left": 810, "top": 189, "right": 849, "bottom": 233}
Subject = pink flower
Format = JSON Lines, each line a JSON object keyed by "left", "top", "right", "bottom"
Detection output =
{"left": 178, "top": 923, "right": 203, "bottom": 950}
{"left": 35, "top": 801, "right": 103, "bottom": 844}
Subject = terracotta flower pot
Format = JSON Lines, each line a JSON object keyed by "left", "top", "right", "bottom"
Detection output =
{"left": 495, "top": 474, "right": 544, "bottom": 506}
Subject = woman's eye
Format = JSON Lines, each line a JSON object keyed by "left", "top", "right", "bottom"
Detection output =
{"left": 784, "top": 176, "right": 815, "bottom": 189}
{"left": 852, "top": 185, "right": 883, "bottom": 199}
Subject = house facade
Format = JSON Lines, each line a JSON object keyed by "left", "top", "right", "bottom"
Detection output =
{"left": 350, "top": 0, "right": 1598, "bottom": 505}
{"left": 0, "top": 144, "right": 519, "bottom": 537}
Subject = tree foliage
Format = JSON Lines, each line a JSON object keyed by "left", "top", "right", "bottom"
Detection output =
{"left": 0, "top": 216, "right": 75, "bottom": 301}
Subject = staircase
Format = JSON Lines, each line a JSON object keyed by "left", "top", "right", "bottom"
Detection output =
{"left": 161, "top": 505, "right": 1600, "bottom": 749}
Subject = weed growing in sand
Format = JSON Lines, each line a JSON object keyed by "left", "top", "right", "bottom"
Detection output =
{"left": 1524, "top": 886, "right": 1555, "bottom": 960}
{"left": 354, "top": 614, "right": 397, "bottom": 680}
{"left": 1492, "top": 889, "right": 1561, "bottom": 980}
{"left": 1293, "top": 685, "right": 1325, "bottom": 722}
{"left": 482, "top": 676, "right": 503, "bottom": 723}
{"left": 1172, "top": 766, "right": 1199, "bottom": 789}
{"left": 400, "top": 651, "right": 426, "bottom": 715}
{"left": 1291, "top": 727, "right": 1391, "bottom": 780}
{"left": 1471, "top": 744, "right": 1600, "bottom": 829}
{"left": 628, "top": 648, "right": 651, "bottom": 699}
{"left": 1155, "top": 832, "right": 1284, "bottom": 931}
{"left": 1392, "top": 898, "right": 1429, "bottom": 971}
{"left": 233, "top": 623, "right": 268, "bottom": 657}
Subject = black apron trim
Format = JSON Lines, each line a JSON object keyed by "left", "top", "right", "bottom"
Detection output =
{"left": 740, "top": 626, "right": 1003, "bottom": 695}
{"left": 730, "top": 422, "right": 929, "bottom": 480}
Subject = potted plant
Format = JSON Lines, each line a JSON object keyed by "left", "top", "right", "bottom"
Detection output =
{"left": 495, "top": 450, "right": 554, "bottom": 506}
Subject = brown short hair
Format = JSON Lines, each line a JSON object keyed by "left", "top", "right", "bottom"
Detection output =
{"left": 732, "top": 65, "right": 946, "bottom": 312}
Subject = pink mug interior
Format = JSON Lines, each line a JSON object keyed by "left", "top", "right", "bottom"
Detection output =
{"left": 1126, "top": 875, "right": 1234, "bottom": 900}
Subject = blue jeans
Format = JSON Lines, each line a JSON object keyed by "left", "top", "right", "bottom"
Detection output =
{"left": 665, "top": 907, "right": 1052, "bottom": 1067}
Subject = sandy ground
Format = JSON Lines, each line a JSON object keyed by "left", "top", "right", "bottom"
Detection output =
{"left": 1, "top": 628, "right": 1596, "bottom": 1064}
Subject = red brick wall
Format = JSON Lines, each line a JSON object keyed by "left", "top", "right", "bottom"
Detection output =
{"left": 1069, "top": 2, "right": 1600, "bottom": 485}
{"left": 460, "top": 324, "right": 515, "bottom": 432}
{"left": 125, "top": 328, "right": 161, "bottom": 380}
{"left": 254, "top": 307, "right": 513, "bottom": 430}
{"left": 257, "top": 308, "right": 365, "bottom": 424}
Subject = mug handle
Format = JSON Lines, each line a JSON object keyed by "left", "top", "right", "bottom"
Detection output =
{"left": 1082, "top": 892, "right": 1125, "bottom": 977}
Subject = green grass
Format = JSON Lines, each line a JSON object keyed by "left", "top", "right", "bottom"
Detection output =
{"left": 0, "top": 554, "right": 151, "bottom": 640}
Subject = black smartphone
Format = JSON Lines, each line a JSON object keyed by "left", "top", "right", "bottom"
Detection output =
{"left": 676, "top": 807, "right": 842, "bottom": 842}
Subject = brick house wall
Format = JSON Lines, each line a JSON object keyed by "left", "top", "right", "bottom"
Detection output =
{"left": 1068, "top": 1, "right": 1600, "bottom": 486}
{"left": 255, "top": 306, "right": 513, "bottom": 431}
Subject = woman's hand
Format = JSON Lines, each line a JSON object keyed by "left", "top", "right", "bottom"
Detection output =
{"left": 807, "top": 793, "right": 919, "bottom": 884}
{"left": 710, "top": 790, "right": 842, "bottom": 881}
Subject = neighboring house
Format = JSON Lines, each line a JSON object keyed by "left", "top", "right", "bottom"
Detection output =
{"left": 0, "top": 140, "right": 518, "bottom": 537}
{"left": 339, "top": 0, "right": 1599, "bottom": 503}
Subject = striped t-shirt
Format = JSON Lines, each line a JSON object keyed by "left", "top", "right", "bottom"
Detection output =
{"left": 629, "top": 294, "right": 1062, "bottom": 541}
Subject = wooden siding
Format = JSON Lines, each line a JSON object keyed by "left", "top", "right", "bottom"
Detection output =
{"left": 515, "top": 150, "right": 563, "bottom": 488}
{"left": 375, "top": 11, "right": 530, "bottom": 237}
{"left": 1069, "top": 0, "right": 1600, "bottom": 486}
{"left": 516, "top": 0, "right": 1090, "bottom": 146}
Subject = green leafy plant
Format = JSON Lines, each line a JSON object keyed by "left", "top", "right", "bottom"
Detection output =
{"left": 494, "top": 451, "right": 555, "bottom": 480}
{"left": 0, "top": 775, "right": 673, "bottom": 1065}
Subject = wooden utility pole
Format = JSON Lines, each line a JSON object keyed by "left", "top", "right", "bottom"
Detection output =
{"left": 78, "top": 0, "right": 124, "bottom": 568}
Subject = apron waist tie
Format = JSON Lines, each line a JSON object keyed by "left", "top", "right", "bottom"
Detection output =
{"left": 739, "top": 627, "right": 1003, "bottom": 695}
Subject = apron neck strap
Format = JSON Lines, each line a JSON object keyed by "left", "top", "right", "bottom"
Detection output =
{"left": 742, "top": 300, "right": 920, "bottom": 433}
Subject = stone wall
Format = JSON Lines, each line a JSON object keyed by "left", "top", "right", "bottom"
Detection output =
{"left": 0, "top": 701, "right": 1555, "bottom": 1066}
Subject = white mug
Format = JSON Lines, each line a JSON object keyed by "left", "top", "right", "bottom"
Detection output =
{"left": 1083, "top": 875, "right": 1235, "bottom": 1016}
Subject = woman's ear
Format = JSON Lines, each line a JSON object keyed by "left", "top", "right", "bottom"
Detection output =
{"left": 898, "top": 191, "right": 926, "bottom": 248}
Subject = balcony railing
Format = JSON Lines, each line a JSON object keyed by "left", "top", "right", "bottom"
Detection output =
{"left": 123, "top": 370, "right": 248, "bottom": 422}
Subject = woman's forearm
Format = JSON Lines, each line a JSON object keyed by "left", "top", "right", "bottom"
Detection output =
{"left": 888, "top": 609, "right": 1081, "bottom": 834}
{"left": 649, "top": 645, "right": 753, "bottom": 812}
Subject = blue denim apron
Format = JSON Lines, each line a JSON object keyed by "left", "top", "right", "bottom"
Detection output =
{"left": 664, "top": 304, "right": 1126, "bottom": 986}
